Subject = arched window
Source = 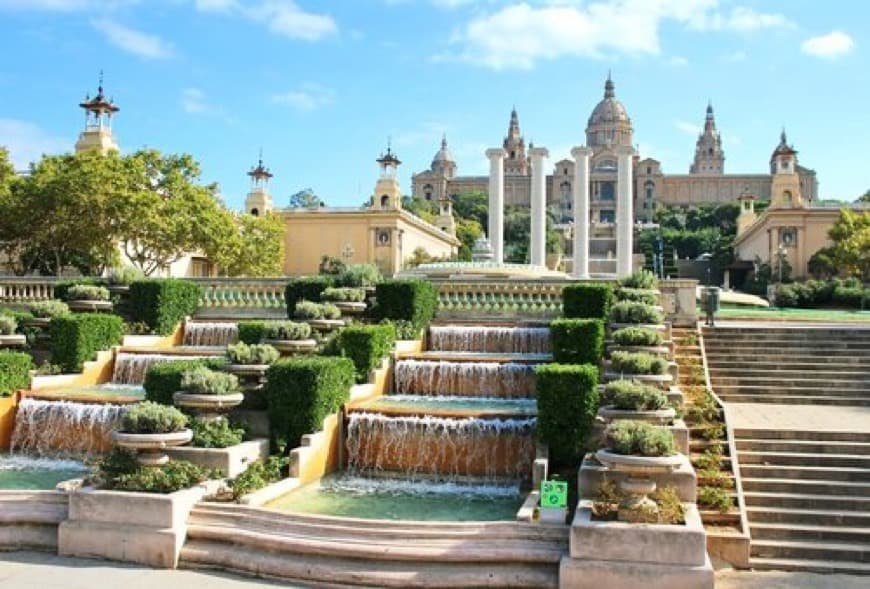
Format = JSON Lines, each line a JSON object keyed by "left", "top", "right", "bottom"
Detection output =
{"left": 600, "top": 182, "right": 615, "bottom": 201}
{"left": 380, "top": 195, "right": 390, "bottom": 209}
{"left": 644, "top": 180, "right": 655, "bottom": 201}
{"left": 250, "top": 208, "right": 259, "bottom": 217}
{"left": 783, "top": 190, "right": 793, "bottom": 204}
{"left": 423, "top": 184, "right": 433, "bottom": 200}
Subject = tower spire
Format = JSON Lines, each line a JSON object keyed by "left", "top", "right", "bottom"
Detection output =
{"left": 604, "top": 71, "right": 615, "bottom": 99}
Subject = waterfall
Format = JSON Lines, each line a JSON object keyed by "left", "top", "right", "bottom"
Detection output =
{"left": 346, "top": 412, "right": 536, "bottom": 482}
{"left": 112, "top": 353, "right": 210, "bottom": 385}
{"left": 10, "top": 398, "right": 127, "bottom": 458}
{"left": 428, "top": 326, "right": 551, "bottom": 354}
{"left": 394, "top": 360, "right": 536, "bottom": 398}
{"left": 183, "top": 321, "right": 238, "bottom": 347}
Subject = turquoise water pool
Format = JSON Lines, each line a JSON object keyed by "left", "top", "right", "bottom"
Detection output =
{"left": 0, "top": 455, "right": 88, "bottom": 490}
{"left": 32, "top": 384, "right": 144, "bottom": 400}
{"left": 267, "top": 474, "right": 524, "bottom": 521}
{"left": 360, "top": 395, "right": 536, "bottom": 416}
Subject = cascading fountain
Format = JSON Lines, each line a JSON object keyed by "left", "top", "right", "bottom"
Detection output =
{"left": 111, "top": 352, "right": 210, "bottom": 385}
{"left": 183, "top": 321, "right": 238, "bottom": 347}
{"left": 428, "top": 325, "right": 551, "bottom": 355}
{"left": 10, "top": 398, "right": 127, "bottom": 458}
{"left": 394, "top": 359, "right": 536, "bottom": 398}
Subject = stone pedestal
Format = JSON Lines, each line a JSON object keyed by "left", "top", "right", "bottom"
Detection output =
{"left": 486, "top": 148, "right": 507, "bottom": 264}
{"left": 571, "top": 146, "right": 592, "bottom": 279}
{"left": 579, "top": 452, "right": 697, "bottom": 502}
{"left": 529, "top": 147, "right": 549, "bottom": 267}
{"left": 659, "top": 279, "right": 699, "bottom": 327}
{"left": 165, "top": 438, "right": 269, "bottom": 478}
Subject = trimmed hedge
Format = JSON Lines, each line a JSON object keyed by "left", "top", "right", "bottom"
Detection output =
{"left": 374, "top": 279, "right": 437, "bottom": 336}
{"left": 49, "top": 314, "right": 125, "bottom": 372}
{"left": 549, "top": 319, "right": 605, "bottom": 365}
{"left": 285, "top": 276, "right": 334, "bottom": 318}
{"left": 129, "top": 279, "right": 202, "bottom": 335}
{"left": 0, "top": 351, "right": 32, "bottom": 397}
{"left": 774, "top": 279, "right": 869, "bottom": 309}
{"left": 562, "top": 282, "right": 614, "bottom": 319}
{"left": 609, "top": 350, "right": 668, "bottom": 375}
{"left": 610, "top": 301, "right": 664, "bottom": 325}
{"left": 265, "top": 356, "right": 355, "bottom": 451}
{"left": 616, "top": 287, "right": 659, "bottom": 305}
{"left": 143, "top": 358, "right": 226, "bottom": 405}
{"left": 535, "top": 363, "right": 600, "bottom": 466}
{"left": 237, "top": 320, "right": 266, "bottom": 344}
{"left": 338, "top": 324, "right": 396, "bottom": 383}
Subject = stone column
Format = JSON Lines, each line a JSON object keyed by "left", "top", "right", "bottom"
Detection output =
{"left": 615, "top": 146, "right": 635, "bottom": 277}
{"left": 529, "top": 147, "right": 549, "bottom": 267}
{"left": 486, "top": 148, "right": 507, "bottom": 263}
{"left": 571, "top": 146, "right": 593, "bottom": 279}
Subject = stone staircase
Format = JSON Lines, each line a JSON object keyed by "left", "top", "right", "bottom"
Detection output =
{"left": 704, "top": 326, "right": 870, "bottom": 406}
{"left": 735, "top": 428, "right": 870, "bottom": 574}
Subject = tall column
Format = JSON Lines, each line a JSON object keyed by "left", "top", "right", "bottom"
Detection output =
{"left": 486, "top": 148, "right": 507, "bottom": 263}
{"left": 571, "top": 146, "right": 592, "bottom": 279}
{"left": 529, "top": 147, "right": 549, "bottom": 267}
{"left": 615, "top": 146, "right": 635, "bottom": 277}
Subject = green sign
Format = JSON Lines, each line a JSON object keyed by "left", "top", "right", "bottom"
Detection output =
{"left": 540, "top": 480, "right": 568, "bottom": 509}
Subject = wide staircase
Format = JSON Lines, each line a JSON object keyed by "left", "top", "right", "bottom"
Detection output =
{"left": 704, "top": 324, "right": 870, "bottom": 574}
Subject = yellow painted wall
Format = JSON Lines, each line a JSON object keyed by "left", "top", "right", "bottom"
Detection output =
{"left": 0, "top": 393, "right": 19, "bottom": 451}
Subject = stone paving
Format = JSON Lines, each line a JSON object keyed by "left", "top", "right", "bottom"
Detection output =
{"left": 727, "top": 403, "right": 870, "bottom": 433}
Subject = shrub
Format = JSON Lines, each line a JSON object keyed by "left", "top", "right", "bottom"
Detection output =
{"left": 129, "top": 279, "right": 202, "bottom": 335}
{"left": 53, "top": 278, "right": 105, "bottom": 302}
{"left": 262, "top": 320, "right": 312, "bottom": 341}
{"left": 338, "top": 324, "right": 396, "bottom": 382}
{"left": 293, "top": 301, "right": 341, "bottom": 320}
{"left": 562, "top": 282, "right": 614, "bottom": 319}
{"left": 28, "top": 300, "right": 70, "bottom": 319}
{"left": 237, "top": 320, "right": 266, "bottom": 344}
{"left": 285, "top": 276, "right": 334, "bottom": 317}
{"left": 0, "top": 308, "right": 32, "bottom": 325}
{"left": 374, "top": 279, "right": 437, "bottom": 335}
{"left": 620, "top": 270, "right": 658, "bottom": 290}
{"left": 650, "top": 486, "right": 686, "bottom": 525}
{"left": 337, "top": 264, "right": 382, "bottom": 288}
{"left": 616, "top": 287, "right": 659, "bottom": 305}
{"left": 226, "top": 342, "right": 279, "bottom": 365}
{"left": 697, "top": 485, "right": 733, "bottom": 513}
{"left": 321, "top": 287, "right": 366, "bottom": 303}
{"left": 833, "top": 285, "right": 869, "bottom": 308}
{"left": 144, "top": 359, "right": 226, "bottom": 405}
{"left": 229, "top": 455, "right": 288, "bottom": 500}
{"left": 120, "top": 401, "right": 188, "bottom": 434}
{"left": 549, "top": 319, "right": 605, "bottom": 365}
{"left": 611, "top": 327, "right": 663, "bottom": 347}
{"left": 0, "top": 315, "right": 16, "bottom": 335}
{"left": 180, "top": 366, "right": 239, "bottom": 395}
{"left": 378, "top": 319, "right": 418, "bottom": 340}
{"left": 190, "top": 417, "right": 244, "bottom": 448}
{"left": 609, "top": 350, "right": 668, "bottom": 375}
{"left": 535, "top": 363, "right": 599, "bottom": 466}
{"left": 111, "top": 459, "right": 218, "bottom": 494}
{"left": 106, "top": 266, "right": 145, "bottom": 286}
{"left": 0, "top": 351, "right": 32, "bottom": 397}
{"left": 49, "top": 314, "right": 124, "bottom": 372}
{"left": 610, "top": 301, "right": 664, "bottom": 325}
{"left": 265, "top": 356, "right": 355, "bottom": 451}
{"left": 66, "top": 285, "right": 110, "bottom": 301}
{"left": 605, "top": 420, "right": 676, "bottom": 456}
{"left": 603, "top": 380, "right": 669, "bottom": 411}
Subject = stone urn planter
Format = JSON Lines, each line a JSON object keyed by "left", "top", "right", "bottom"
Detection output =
{"left": 23, "top": 317, "right": 52, "bottom": 329}
{"left": 595, "top": 449, "right": 683, "bottom": 523}
{"left": 112, "top": 429, "right": 193, "bottom": 467}
{"left": 68, "top": 299, "right": 113, "bottom": 312}
{"left": 0, "top": 334, "right": 26, "bottom": 348}
{"left": 333, "top": 301, "right": 367, "bottom": 316}
{"left": 603, "top": 372, "right": 673, "bottom": 390}
{"left": 607, "top": 344, "right": 671, "bottom": 357}
{"left": 598, "top": 406, "right": 676, "bottom": 425}
{"left": 173, "top": 391, "right": 244, "bottom": 421}
{"left": 262, "top": 338, "right": 318, "bottom": 353}
{"left": 225, "top": 363, "right": 270, "bottom": 379}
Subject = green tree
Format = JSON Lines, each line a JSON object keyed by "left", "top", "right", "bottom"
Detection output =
{"left": 401, "top": 195, "right": 437, "bottom": 223}
{"left": 212, "top": 212, "right": 285, "bottom": 277}
{"left": 452, "top": 190, "right": 488, "bottom": 229}
{"left": 828, "top": 208, "right": 870, "bottom": 280}
{"left": 856, "top": 189, "right": 870, "bottom": 204}
{"left": 455, "top": 217, "right": 483, "bottom": 261}
{"left": 289, "top": 188, "right": 323, "bottom": 208}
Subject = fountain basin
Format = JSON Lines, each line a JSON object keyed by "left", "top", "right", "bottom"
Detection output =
{"left": 0, "top": 455, "right": 87, "bottom": 490}
{"left": 25, "top": 384, "right": 144, "bottom": 404}
{"left": 394, "top": 359, "right": 537, "bottom": 398}
{"left": 173, "top": 392, "right": 245, "bottom": 413}
{"left": 351, "top": 395, "right": 537, "bottom": 419}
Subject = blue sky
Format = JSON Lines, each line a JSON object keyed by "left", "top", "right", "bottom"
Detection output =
{"left": 0, "top": 0, "right": 867, "bottom": 210}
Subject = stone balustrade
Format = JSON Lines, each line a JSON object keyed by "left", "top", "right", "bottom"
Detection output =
{"left": 190, "top": 278, "right": 287, "bottom": 310}
{"left": 0, "top": 279, "right": 57, "bottom": 302}
{"left": 434, "top": 280, "right": 566, "bottom": 317}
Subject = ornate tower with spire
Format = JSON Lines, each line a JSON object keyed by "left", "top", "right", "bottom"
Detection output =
{"left": 769, "top": 129, "right": 804, "bottom": 209}
{"left": 431, "top": 134, "right": 456, "bottom": 179}
{"left": 75, "top": 72, "right": 120, "bottom": 155}
{"left": 371, "top": 142, "right": 403, "bottom": 210}
{"left": 690, "top": 102, "right": 725, "bottom": 175}
{"left": 503, "top": 107, "right": 529, "bottom": 176}
{"left": 245, "top": 151, "right": 273, "bottom": 216}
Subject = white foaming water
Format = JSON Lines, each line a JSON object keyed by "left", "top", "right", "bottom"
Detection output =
{"left": 428, "top": 325, "right": 551, "bottom": 354}
{"left": 394, "top": 360, "right": 536, "bottom": 398}
{"left": 0, "top": 455, "right": 86, "bottom": 472}
{"left": 183, "top": 321, "right": 238, "bottom": 347}
{"left": 10, "top": 398, "right": 127, "bottom": 458}
{"left": 112, "top": 353, "right": 210, "bottom": 385}
{"left": 314, "top": 473, "right": 521, "bottom": 499}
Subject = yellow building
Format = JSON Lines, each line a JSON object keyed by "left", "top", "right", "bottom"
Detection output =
{"left": 247, "top": 146, "right": 460, "bottom": 277}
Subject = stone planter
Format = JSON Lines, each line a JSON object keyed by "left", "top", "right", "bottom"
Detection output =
{"left": 225, "top": 364, "right": 269, "bottom": 378}
{"left": 598, "top": 405, "right": 676, "bottom": 425}
{"left": 173, "top": 392, "right": 244, "bottom": 421}
{"left": 580, "top": 450, "right": 696, "bottom": 504}
{"left": 23, "top": 317, "right": 52, "bottom": 329}
{"left": 165, "top": 438, "right": 269, "bottom": 478}
{"left": 0, "top": 334, "right": 26, "bottom": 348}
{"left": 608, "top": 344, "right": 671, "bottom": 358}
{"left": 333, "top": 301, "right": 367, "bottom": 316}
{"left": 595, "top": 450, "right": 684, "bottom": 523}
{"left": 603, "top": 372, "right": 673, "bottom": 391}
{"left": 67, "top": 300, "right": 113, "bottom": 312}
{"left": 107, "top": 285, "right": 131, "bottom": 296}
{"left": 262, "top": 338, "right": 317, "bottom": 354}
{"left": 111, "top": 429, "right": 193, "bottom": 466}
{"left": 305, "top": 319, "right": 345, "bottom": 331}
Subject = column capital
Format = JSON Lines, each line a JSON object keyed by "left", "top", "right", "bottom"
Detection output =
{"left": 485, "top": 148, "right": 507, "bottom": 160}
{"left": 529, "top": 146, "right": 549, "bottom": 159}
{"left": 571, "top": 146, "right": 593, "bottom": 159}
{"left": 614, "top": 145, "right": 635, "bottom": 157}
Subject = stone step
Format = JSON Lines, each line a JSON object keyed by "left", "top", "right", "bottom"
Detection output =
{"left": 715, "top": 394, "right": 870, "bottom": 407}
{"left": 741, "top": 477, "right": 870, "bottom": 497}
{"left": 738, "top": 450, "right": 870, "bottom": 468}
{"left": 708, "top": 360, "right": 870, "bottom": 370}
{"left": 733, "top": 429, "right": 870, "bottom": 443}
{"left": 740, "top": 464, "right": 870, "bottom": 483}
{"left": 711, "top": 377, "right": 870, "bottom": 389}
{"left": 750, "top": 522, "right": 870, "bottom": 544}
{"left": 713, "top": 384, "right": 870, "bottom": 398}
{"left": 710, "top": 366, "right": 870, "bottom": 378}
{"left": 748, "top": 556, "right": 870, "bottom": 575}
{"left": 750, "top": 539, "right": 870, "bottom": 564}
{"left": 743, "top": 491, "right": 870, "bottom": 511}
{"left": 704, "top": 341, "right": 870, "bottom": 351}
{"left": 705, "top": 348, "right": 870, "bottom": 358}
{"left": 736, "top": 439, "right": 870, "bottom": 455}
{"left": 746, "top": 505, "right": 870, "bottom": 527}
{"left": 704, "top": 329, "right": 870, "bottom": 338}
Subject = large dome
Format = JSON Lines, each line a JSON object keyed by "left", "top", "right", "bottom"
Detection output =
{"left": 585, "top": 75, "right": 633, "bottom": 149}
{"left": 431, "top": 135, "right": 455, "bottom": 166}
{"left": 587, "top": 77, "right": 630, "bottom": 127}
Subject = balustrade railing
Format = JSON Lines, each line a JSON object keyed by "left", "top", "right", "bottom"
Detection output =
{"left": 190, "top": 278, "right": 287, "bottom": 310}
{"left": 434, "top": 280, "right": 566, "bottom": 317}
{"left": 0, "top": 279, "right": 57, "bottom": 302}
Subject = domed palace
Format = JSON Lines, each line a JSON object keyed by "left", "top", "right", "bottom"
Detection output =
{"left": 411, "top": 74, "right": 818, "bottom": 225}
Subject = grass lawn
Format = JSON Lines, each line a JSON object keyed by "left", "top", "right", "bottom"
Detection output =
{"left": 717, "top": 304, "right": 870, "bottom": 322}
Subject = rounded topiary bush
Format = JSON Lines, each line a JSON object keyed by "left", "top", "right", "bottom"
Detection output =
{"left": 294, "top": 301, "right": 341, "bottom": 320}
{"left": 320, "top": 287, "right": 366, "bottom": 303}
{"left": 0, "top": 316, "right": 16, "bottom": 335}
{"left": 616, "top": 287, "right": 659, "bottom": 305}
{"left": 610, "top": 301, "right": 664, "bottom": 325}
{"left": 263, "top": 320, "right": 312, "bottom": 341}
{"left": 605, "top": 420, "right": 676, "bottom": 457}
{"left": 611, "top": 327, "right": 663, "bottom": 347}
{"left": 28, "top": 300, "right": 71, "bottom": 319}
{"left": 337, "top": 264, "right": 382, "bottom": 288}
{"left": 609, "top": 350, "right": 668, "bottom": 375}
{"left": 66, "top": 285, "right": 110, "bottom": 302}
{"left": 226, "top": 342, "right": 280, "bottom": 365}
{"left": 180, "top": 366, "right": 240, "bottom": 395}
{"left": 120, "top": 401, "right": 188, "bottom": 434}
{"left": 604, "top": 380, "right": 669, "bottom": 411}
{"left": 619, "top": 270, "right": 658, "bottom": 290}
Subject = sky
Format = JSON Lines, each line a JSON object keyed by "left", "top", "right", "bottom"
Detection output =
{"left": 0, "top": 0, "right": 867, "bottom": 211}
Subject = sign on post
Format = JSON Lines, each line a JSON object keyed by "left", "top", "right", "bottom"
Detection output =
{"left": 540, "top": 479, "right": 568, "bottom": 509}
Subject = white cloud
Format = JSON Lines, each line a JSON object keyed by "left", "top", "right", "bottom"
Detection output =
{"left": 674, "top": 120, "right": 701, "bottom": 136}
{"left": 272, "top": 82, "right": 334, "bottom": 111}
{"left": 444, "top": 1, "right": 791, "bottom": 70}
{"left": 801, "top": 30, "right": 854, "bottom": 59}
{"left": 0, "top": 119, "right": 68, "bottom": 169}
{"left": 0, "top": 0, "right": 137, "bottom": 10}
{"left": 194, "top": 1, "right": 337, "bottom": 41}
{"left": 91, "top": 18, "right": 173, "bottom": 59}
